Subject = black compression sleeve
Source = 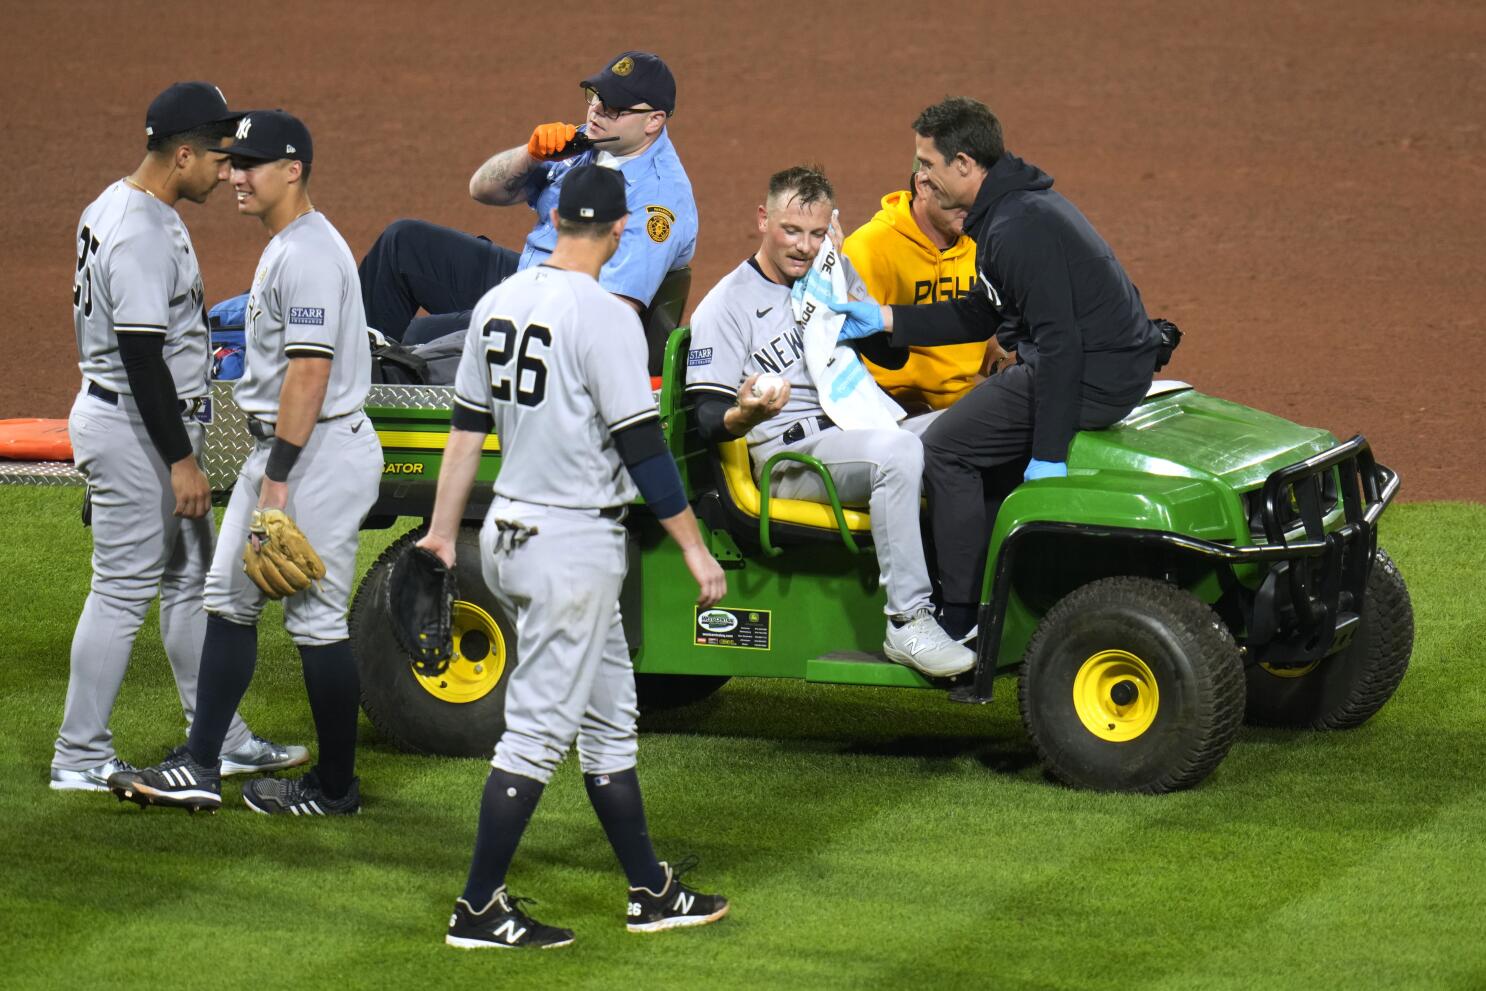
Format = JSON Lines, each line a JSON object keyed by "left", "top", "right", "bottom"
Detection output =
{"left": 854, "top": 335, "right": 910, "bottom": 370}
{"left": 613, "top": 419, "right": 687, "bottom": 519}
{"left": 612, "top": 417, "right": 668, "bottom": 463}
{"left": 450, "top": 403, "right": 493, "bottom": 433}
{"left": 117, "top": 331, "right": 193, "bottom": 464}
{"left": 692, "top": 395, "right": 737, "bottom": 444}
{"left": 890, "top": 292, "right": 1000, "bottom": 347}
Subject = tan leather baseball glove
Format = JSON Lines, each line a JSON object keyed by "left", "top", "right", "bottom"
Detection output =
{"left": 242, "top": 509, "right": 326, "bottom": 599}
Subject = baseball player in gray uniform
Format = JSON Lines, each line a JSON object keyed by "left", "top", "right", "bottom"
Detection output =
{"left": 685, "top": 166, "right": 974, "bottom": 677}
{"left": 417, "top": 165, "right": 728, "bottom": 950}
{"left": 52, "top": 83, "right": 306, "bottom": 793}
{"left": 113, "top": 111, "right": 382, "bottom": 816}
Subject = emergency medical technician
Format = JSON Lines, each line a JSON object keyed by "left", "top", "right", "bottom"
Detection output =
{"left": 358, "top": 51, "right": 696, "bottom": 347}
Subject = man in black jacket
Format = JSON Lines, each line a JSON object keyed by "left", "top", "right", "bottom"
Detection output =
{"left": 832, "top": 97, "right": 1161, "bottom": 641}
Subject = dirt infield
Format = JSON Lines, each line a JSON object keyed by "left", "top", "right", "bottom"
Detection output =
{"left": 4, "top": 1, "right": 1482, "bottom": 499}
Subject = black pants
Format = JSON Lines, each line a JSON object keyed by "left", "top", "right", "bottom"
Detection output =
{"left": 358, "top": 219, "right": 521, "bottom": 344}
{"left": 921, "top": 362, "right": 1139, "bottom": 605}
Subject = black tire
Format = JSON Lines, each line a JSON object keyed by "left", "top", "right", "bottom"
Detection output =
{"left": 635, "top": 674, "right": 730, "bottom": 712}
{"left": 1244, "top": 548, "right": 1413, "bottom": 729}
{"left": 1018, "top": 577, "right": 1246, "bottom": 793}
{"left": 351, "top": 525, "right": 515, "bottom": 757}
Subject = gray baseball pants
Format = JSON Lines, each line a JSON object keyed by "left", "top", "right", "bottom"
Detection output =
{"left": 749, "top": 411, "right": 943, "bottom": 618}
{"left": 54, "top": 387, "right": 253, "bottom": 771}
{"left": 482, "top": 498, "right": 639, "bottom": 784}
{"left": 204, "top": 413, "right": 383, "bottom": 643}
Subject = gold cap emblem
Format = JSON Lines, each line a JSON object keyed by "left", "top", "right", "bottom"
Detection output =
{"left": 612, "top": 56, "right": 634, "bottom": 76}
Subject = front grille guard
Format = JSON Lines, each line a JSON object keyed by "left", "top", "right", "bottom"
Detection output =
{"left": 950, "top": 435, "right": 1398, "bottom": 703}
{"left": 1245, "top": 435, "right": 1395, "bottom": 666}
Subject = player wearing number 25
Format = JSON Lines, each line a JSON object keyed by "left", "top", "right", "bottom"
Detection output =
{"left": 358, "top": 51, "right": 697, "bottom": 346}
{"left": 416, "top": 165, "right": 729, "bottom": 948}
{"left": 54, "top": 83, "right": 305, "bottom": 795}
{"left": 114, "top": 110, "right": 383, "bottom": 817}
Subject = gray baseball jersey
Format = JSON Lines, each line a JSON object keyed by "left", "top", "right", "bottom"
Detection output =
{"left": 684, "top": 256, "right": 869, "bottom": 446}
{"left": 451, "top": 261, "right": 653, "bottom": 782}
{"left": 235, "top": 211, "right": 371, "bottom": 422}
{"left": 683, "top": 254, "right": 940, "bottom": 620}
{"left": 56, "top": 179, "right": 258, "bottom": 775}
{"left": 453, "top": 265, "right": 655, "bottom": 510}
{"left": 204, "top": 208, "right": 383, "bottom": 644}
{"left": 73, "top": 180, "right": 210, "bottom": 399}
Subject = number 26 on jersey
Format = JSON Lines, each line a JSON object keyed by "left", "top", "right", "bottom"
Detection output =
{"left": 482, "top": 317, "right": 551, "bottom": 407}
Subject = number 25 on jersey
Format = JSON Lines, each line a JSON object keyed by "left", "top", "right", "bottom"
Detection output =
{"left": 482, "top": 317, "right": 551, "bottom": 407}
{"left": 74, "top": 225, "right": 100, "bottom": 317}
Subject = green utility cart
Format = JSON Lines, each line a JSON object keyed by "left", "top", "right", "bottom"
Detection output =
{"left": 344, "top": 327, "right": 1412, "bottom": 794}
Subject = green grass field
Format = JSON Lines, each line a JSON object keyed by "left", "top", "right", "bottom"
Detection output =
{"left": 1, "top": 487, "right": 1482, "bottom": 990}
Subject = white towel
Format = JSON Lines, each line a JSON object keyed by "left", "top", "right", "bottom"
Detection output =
{"left": 788, "top": 233, "right": 904, "bottom": 431}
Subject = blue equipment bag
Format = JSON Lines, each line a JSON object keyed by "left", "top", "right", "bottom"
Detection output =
{"left": 209, "top": 293, "right": 249, "bottom": 380}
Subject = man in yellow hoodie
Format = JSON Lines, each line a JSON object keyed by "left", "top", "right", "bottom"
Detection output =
{"left": 843, "top": 169, "right": 1011, "bottom": 411}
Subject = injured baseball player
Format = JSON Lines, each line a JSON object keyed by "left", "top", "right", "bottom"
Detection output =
{"left": 684, "top": 166, "right": 975, "bottom": 678}
{"left": 416, "top": 165, "right": 729, "bottom": 949}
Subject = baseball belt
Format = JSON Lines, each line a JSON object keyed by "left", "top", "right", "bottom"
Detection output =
{"left": 88, "top": 381, "right": 207, "bottom": 418}
{"left": 245, "top": 409, "right": 362, "bottom": 442}
{"left": 780, "top": 414, "right": 834, "bottom": 446}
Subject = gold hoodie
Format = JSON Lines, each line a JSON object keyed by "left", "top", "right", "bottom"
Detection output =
{"left": 842, "top": 190, "right": 987, "bottom": 410}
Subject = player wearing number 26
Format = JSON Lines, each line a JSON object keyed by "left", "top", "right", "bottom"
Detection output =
{"left": 416, "top": 165, "right": 729, "bottom": 948}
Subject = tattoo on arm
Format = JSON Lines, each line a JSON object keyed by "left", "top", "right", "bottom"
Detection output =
{"left": 471, "top": 146, "right": 536, "bottom": 205}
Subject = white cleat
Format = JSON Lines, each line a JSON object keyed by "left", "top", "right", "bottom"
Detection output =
{"left": 50, "top": 758, "right": 136, "bottom": 793}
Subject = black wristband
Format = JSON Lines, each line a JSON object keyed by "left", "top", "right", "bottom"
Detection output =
{"left": 264, "top": 437, "right": 304, "bottom": 483}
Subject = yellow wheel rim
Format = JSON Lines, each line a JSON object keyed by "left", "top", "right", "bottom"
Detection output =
{"left": 414, "top": 600, "right": 507, "bottom": 704}
{"left": 1259, "top": 659, "right": 1321, "bottom": 679}
{"left": 1072, "top": 649, "right": 1160, "bottom": 742}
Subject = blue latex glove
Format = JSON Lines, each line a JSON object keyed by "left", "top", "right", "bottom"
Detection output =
{"left": 826, "top": 299, "right": 885, "bottom": 340}
{"left": 1024, "top": 459, "right": 1068, "bottom": 481}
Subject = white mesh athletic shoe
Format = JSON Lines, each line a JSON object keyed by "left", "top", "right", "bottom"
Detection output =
{"left": 884, "top": 609, "right": 975, "bottom": 677}
{"left": 50, "top": 757, "right": 136, "bottom": 793}
{"left": 221, "top": 734, "right": 310, "bottom": 776}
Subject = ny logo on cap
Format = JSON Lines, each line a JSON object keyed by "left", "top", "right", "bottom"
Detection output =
{"left": 236, "top": 117, "right": 253, "bottom": 140}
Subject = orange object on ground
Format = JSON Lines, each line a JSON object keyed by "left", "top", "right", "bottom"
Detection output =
{"left": 0, "top": 419, "right": 73, "bottom": 460}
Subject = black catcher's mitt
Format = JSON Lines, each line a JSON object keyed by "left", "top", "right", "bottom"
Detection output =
{"left": 387, "top": 545, "right": 457, "bottom": 676}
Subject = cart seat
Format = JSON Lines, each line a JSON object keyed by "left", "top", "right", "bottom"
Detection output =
{"left": 714, "top": 436, "right": 872, "bottom": 534}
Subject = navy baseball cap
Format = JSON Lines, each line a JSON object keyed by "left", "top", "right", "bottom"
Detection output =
{"left": 215, "top": 110, "right": 314, "bottom": 164}
{"left": 580, "top": 51, "right": 675, "bottom": 115}
{"left": 557, "top": 165, "right": 628, "bottom": 223}
{"left": 145, "top": 82, "right": 240, "bottom": 140}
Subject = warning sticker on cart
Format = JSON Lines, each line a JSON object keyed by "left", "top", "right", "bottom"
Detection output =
{"left": 695, "top": 607, "right": 771, "bottom": 650}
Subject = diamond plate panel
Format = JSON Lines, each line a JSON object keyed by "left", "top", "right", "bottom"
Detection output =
{"left": 0, "top": 460, "right": 86, "bottom": 486}
{"left": 202, "top": 381, "right": 458, "bottom": 490}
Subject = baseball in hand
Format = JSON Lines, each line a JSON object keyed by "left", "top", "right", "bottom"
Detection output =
{"left": 751, "top": 373, "right": 785, "bottom": 402}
